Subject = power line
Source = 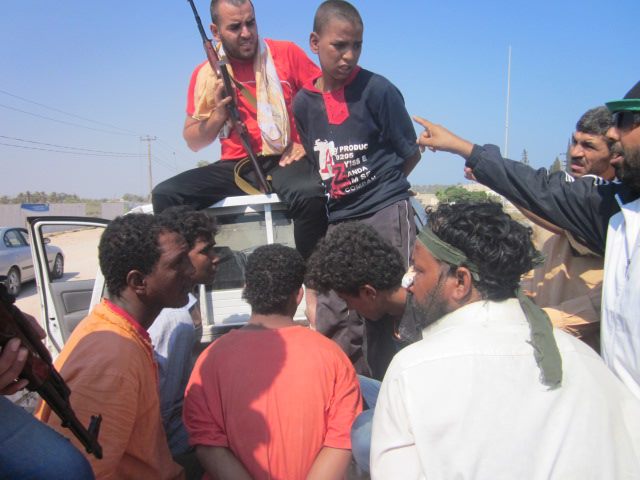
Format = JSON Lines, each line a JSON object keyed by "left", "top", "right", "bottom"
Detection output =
{"left": 0, "top": 135, "right": 145, "bottom": 156}
{"left": 152, "top": 153, "right": 179, "bottom": 172}
{"left": 154, "top": 141, "right": 179, "bottom": 161}
{"left": 0, "top": 103, "right": 137, "bottom": 137}
{"left": 0, "top": 141, "right": 144, "bottom": 157}
{"left": 0, "top": 88, "right": 140, "bottom": 136}
{"left": 156, "top": 138, "right": 181, "bottom": 156}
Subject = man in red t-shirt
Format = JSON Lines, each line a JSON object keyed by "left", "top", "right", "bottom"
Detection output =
{"left": 183, "top": 244, "right": 361, "bottom": 480}
{"left": 152, "top": 0, "right": 327, "bottom": 259}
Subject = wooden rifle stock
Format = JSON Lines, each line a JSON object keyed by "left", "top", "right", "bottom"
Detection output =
{"left": 0, "top": 284, "right": 103, "bottom": 459}
{"left": 187, "top": 0, "right": 271, "bottom": 193}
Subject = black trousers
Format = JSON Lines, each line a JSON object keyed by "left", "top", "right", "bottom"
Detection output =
{"left": 152, "top": 156, "right": 328, "bottom": 259}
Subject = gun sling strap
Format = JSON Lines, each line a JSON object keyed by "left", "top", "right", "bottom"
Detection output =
{"left": 234, "top": 157, "right": 273, "bottom": 195}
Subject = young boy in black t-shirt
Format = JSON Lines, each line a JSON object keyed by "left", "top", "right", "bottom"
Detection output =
{"left": 293, "top": 0, "right": 421, "bottom": 379}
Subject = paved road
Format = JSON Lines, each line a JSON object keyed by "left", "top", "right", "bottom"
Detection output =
{"left": 15, "top": 227, "right": 103, "bottom": 323}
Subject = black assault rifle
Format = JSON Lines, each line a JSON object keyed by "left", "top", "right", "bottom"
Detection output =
{"left": 0, "top": 280, "right": 102, "bottom": 459}
{"left": 186, "top": 0, "right": 271, "bottom": 193}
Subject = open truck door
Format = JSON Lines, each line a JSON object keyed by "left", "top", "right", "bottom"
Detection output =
{"left": 28, "top": 216, "right": 108, "bottom": 355}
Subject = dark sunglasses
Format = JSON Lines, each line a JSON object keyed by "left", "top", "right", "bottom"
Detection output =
{"left": 612, "top": 110, "right": 640, "bottom": 130}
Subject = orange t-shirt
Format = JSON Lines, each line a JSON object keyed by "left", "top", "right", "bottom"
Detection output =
{"left": 186, "top": 39, "right": 320, "bottom": 160}
{"left": 36, "top": 300, "right": 184, "bottom": 480}
{"left": 184, "top": 325, "right": 362, "bottom": 480}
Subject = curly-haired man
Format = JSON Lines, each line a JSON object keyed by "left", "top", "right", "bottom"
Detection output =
{"left": 149, "top": 207, "right": 219, "bottom": 464}
{"left": 306, "top": 222, "right": 426, "bottom": 377}
{"left": 184, "top": 244, "right": 361, "bottom": 480}
{"left": 36, "top": 214, "right": 192, "bottom": 479}
{"left": 306, "top": 222, "right": 425, "bottom": 473}
{"left": 371, "top": 202, "right": 640, "bottom": 479}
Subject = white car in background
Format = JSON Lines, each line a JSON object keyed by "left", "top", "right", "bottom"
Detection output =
{"left": 0, "top": 226, "right": 64, "bottom": 296}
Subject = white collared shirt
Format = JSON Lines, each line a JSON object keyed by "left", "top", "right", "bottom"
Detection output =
{"left": 371, "top": 299, "right": 640, "bottom": 480}
{"left": 602, "top": 196, "right": 640, "bottom": 398}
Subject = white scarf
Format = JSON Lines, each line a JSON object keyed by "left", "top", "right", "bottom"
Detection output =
{"left": 192, "top": 38, "right": 290, "bottom": 155}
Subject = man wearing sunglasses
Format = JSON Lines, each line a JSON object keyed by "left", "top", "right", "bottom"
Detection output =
{"left": 599, "top": 85, "right": 640, "bottom": 398}
{"left": 413, "top": 79, "right": 640, "bottom": 398}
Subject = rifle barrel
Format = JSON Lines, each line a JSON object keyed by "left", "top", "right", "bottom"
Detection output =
{"left": 187, "top": 0, "right": 210, "bottom": 43}
{"left": 186, "top": 0, "right": 271, "bottom": 193}
{"left": 39, "top": 380, "right": 103, "bottom": 459}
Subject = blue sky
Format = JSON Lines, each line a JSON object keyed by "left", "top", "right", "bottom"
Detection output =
{"left": 1, "top": 0, "right": 638, "bottom": 199}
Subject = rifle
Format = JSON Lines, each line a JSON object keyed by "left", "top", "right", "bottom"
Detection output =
{"left": 186, "top": 0, "right": 271, "bottom": 194}
{"left": 0, "top": 280, "right": 103, "bottom": 459}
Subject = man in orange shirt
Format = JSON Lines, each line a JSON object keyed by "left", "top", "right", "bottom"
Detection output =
{"left": 37, "top": 213, "right": 191, "bottom": 479}
{"left": 184, "top": 244, "right": 361, "bottom": 480}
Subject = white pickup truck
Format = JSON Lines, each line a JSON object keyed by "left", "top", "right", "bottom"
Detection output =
{"left": 27, "top": 194, "right": 426, "bottom": 354}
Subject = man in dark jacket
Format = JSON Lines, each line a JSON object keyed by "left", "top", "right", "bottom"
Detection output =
{"left": 413, "top": 79, "right": 640, "bottom": 397}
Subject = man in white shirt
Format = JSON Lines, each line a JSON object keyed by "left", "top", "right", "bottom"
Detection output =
{"left": 600, "top": 85, "right": 640, "bottom": 397}
{"left": 371, "top": 202, "right": 640, "bottom": 479}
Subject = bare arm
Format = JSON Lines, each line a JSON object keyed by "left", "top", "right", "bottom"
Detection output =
{"left": 183, "top": 79, "right": 232, "bottom": 152}
{"left": 402, "top": 151, "right": 422, "bottom": 176}
{"left": 278, "top": 142, "right": 308, "bottom": 167}
{"left": 196, "top": 445, "right": 252, "bottom": 480}
{"left": 306, "top": 446, "right": 352, "bottom": 480}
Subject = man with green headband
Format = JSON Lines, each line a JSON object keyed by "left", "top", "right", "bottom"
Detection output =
{"left": 371, "top": 202, "right": 640, "bottom": 479}
{"left": 413, "top": 80, "right": 640, "bottom": 399}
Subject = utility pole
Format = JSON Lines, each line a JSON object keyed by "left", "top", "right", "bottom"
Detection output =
{"left": 140, "top": 135, "right": 157, "bottom": 200}
{"left": 504, "top": 45, "right": 512, "bottom": 158}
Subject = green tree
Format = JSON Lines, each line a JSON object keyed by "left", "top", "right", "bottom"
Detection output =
{"left": 549, "top": 156, "right": 563, "bottom": 173}
{"left": 122, "top": 193, "right": 146, "bottom": 203}
{"left": 435, "top": 186, "right": 490, "bottom": 204}
{"left": 565, "top": 139, "right": 572, "bottom": 172}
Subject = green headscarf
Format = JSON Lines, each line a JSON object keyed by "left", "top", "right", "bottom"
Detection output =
{"left": 417, "top": 227, "right": 563, "bottom": 389}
